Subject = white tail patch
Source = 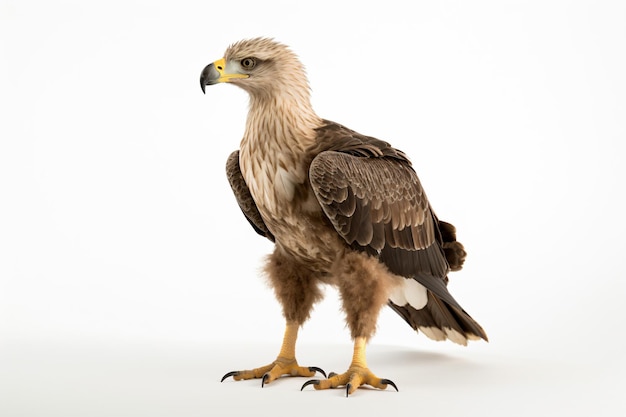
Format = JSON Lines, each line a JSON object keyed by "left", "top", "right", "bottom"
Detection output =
{"left": 388, "top": 278, "right": 428, "bottom": 310}
{"left": 419, "top": 326, "right": 469, "bottom": 345}
{"left": 466, "top": 333, "right": 482, "bottom": 341}
{"left": 444, "top": 328, "right": 468, "bottom": 346}
{"left": 419, "top": 326, "right": 446, "bottom": 341}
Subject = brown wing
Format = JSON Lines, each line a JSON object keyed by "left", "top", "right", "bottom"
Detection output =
{"left": 308, "top": 121, "right": 487, "bottom": 343}
{"left": 309, "top": 144, "right": 450, "bottom": 280}
{"left": 226, "top": 150, "right": 274, "bottom": 242}
{"left": 310, "top": 152, "right": 433, "bottom": 248}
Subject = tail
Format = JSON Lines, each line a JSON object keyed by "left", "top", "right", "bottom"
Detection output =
{"left": 386, "top": 219, "right": 485, "bottom": 345}
{"left": 439, "top": 220, "right": 466, "bottom": 272}
{"left": 388, "top": 273, "right": 488, "bottom": 345}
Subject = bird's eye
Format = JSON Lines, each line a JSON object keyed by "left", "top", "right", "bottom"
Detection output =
{"left": 241, "top": 58, "right": 256, "bottom": 70}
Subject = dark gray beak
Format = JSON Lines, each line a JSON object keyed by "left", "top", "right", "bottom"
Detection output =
{"left": 200, "top": 63, "right": 220, "bottom": 94}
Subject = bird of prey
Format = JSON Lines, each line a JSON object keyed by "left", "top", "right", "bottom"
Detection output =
{"left": 200, "top": 38, "right": 487, "bottom": 396}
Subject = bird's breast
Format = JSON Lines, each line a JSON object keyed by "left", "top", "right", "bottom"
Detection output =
{"left": 240, "top": 149, "right": 302, "bottom": 214}
{"left": 239, "top": 143, "right": 343, "bottom": 268}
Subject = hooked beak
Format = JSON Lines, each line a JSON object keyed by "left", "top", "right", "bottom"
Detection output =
{"left": 200, "top": 58, "right": 249, "bottom": 94}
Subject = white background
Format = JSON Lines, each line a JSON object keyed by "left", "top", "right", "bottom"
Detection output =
{"left": 1, "top": 0, "right": 625, "bottom": 415}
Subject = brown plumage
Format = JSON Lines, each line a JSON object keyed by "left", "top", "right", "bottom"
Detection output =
{"left": 201, "top": 38, "right": 487, "bottom": 395}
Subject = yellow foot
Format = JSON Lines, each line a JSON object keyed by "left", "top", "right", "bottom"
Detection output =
{"left": 221, "top": 357, "right": 326, "bottom": 387}
{"left": 301, "top": 366, "right": 398, "bottom": 396}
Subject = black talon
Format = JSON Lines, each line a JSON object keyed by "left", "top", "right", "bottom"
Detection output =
{"left": 308, "top": 366, "right": 327, "bottom": 379}
{"left": 381, "top": 378, "right": 399, "bottom": 392}
{"left": 301, "top": 379, "right": 320, "bottom": 391}
{"left": 220, "top": 371, "right": 239, "bottom": 382}
{"left": 261, "top": 373, "right": 269, "bottom": 388}
{"left": 328, "top": 372, "right": 337, "bottom": 378}
{"left": 346, "top": 383, "right": 352, "bottom": 397}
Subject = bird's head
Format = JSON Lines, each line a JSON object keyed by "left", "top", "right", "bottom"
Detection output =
{"left": 200, "top": 38, "right": 310, "bottom": 100}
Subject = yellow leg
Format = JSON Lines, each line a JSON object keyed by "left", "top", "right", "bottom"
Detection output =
{"left": 221, "top": 322, "right": 325, "bottom": 386}
{"left": 301, "top": 337, "right": 398, "bottom": 396}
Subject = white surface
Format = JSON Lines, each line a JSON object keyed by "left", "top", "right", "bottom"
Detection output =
{"left": 2, "top": 1, "right": 625, "bottom": 416}
{"left": 2, "top": 341, "right": 622, "bottom": 417}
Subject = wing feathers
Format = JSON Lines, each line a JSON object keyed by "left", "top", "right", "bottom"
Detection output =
{"left": 307, "top": 120, "right": 486, "bottom": 344}
{"left": 310, "top": 152, "right": 433, "bottom": 252}
{"left": 226, "top": 151, "right": 275, "bottom": 242}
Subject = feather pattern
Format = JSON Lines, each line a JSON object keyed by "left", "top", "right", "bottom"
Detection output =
{"left": 226, "top": 150, "right": 275, "bottom": 242}
{"left": 308, "top": 120, "right": 487, "bottom": 344}
{"left": 310, "top": 154, "right": 432, "bottom": 251}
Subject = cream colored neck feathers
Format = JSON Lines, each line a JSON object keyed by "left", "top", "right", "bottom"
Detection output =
{"left": 238, "top": 54, "right": 322, "bottom": 214}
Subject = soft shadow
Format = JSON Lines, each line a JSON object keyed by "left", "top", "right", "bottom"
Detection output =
{"left": 370, "top": 344, "right": 460, "bottom": 365}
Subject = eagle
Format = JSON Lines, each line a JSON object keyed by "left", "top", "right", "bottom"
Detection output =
{"left": 200, "top": 38, "right": 487, "bottom": 396}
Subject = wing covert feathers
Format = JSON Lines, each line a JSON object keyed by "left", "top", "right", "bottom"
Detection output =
{"left": 226, "top": 151, "right": 275, "bottom": 242}
{"left": 308, "top": 121, "right": 449, "bottom": 280}
{"left": 310, "top": 151, "right": 434, "bottom": 252}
